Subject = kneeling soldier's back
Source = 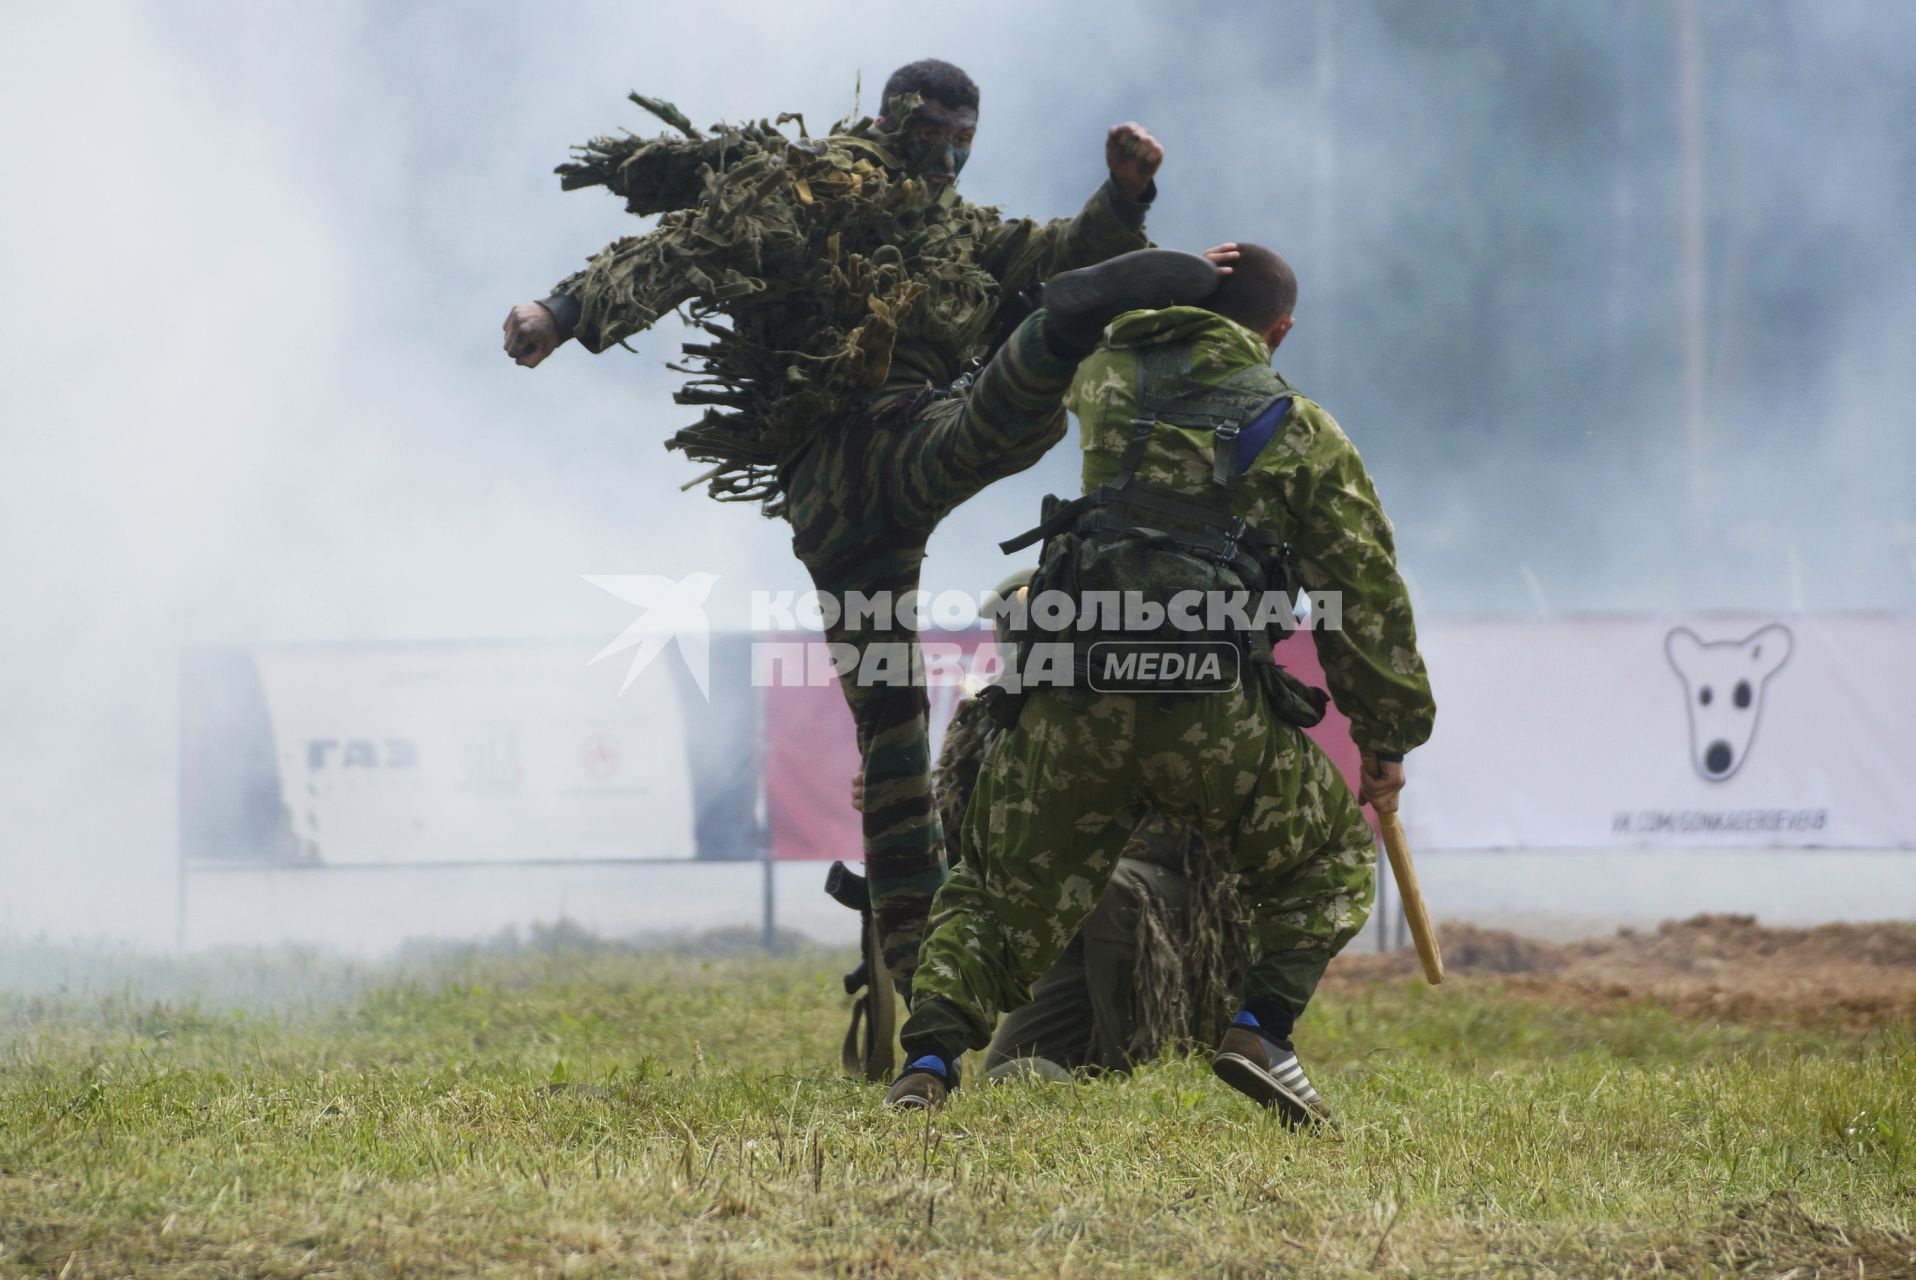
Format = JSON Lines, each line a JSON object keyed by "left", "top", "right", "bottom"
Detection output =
{"left": 887, "top": 244, "right": 1436, "bottom": 1125}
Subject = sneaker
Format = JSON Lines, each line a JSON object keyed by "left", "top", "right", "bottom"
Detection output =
{"left": 1211, "top": 1024, "right": 1334, "bottom": 1129}
{"left": 1041, "top": 248, "right": 1222, "bottom": 351}
{"left": 883, "top": 1055, "right": 953, "bottom": 1111}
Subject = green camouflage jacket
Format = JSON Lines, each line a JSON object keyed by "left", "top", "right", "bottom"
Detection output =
{"left": 548, "top": 95, "right": 1149, "bottom": 509}
{"left": 1064, "top": 306, "right": 1437, "bottom": 756}
{"left": 935, "top": 689, "right": 1192, "bottom": 875}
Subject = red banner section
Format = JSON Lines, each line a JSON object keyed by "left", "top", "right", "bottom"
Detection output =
{"left": 762, "top": 629, "right": 1363, "bottom": 861}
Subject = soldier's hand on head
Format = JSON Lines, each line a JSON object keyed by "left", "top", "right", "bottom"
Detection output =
{"left": 502, "top": 302, "right": 561, "bottom": 368}
{"left": 1105, "top": 122, "right": 1163, "bottom": 201}
{"left": 1359, "top": 752, "right": 1407, "bottom": 814}
{"left": 1203, "top": 243, "right": 1241, "bottom": 276}
{"left": 850, "top": 769, "right": 865, "bottom": 813}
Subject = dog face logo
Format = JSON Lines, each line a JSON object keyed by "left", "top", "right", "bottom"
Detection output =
{"left": 1664, "top": 624, "right": 1792, "bottom": 781}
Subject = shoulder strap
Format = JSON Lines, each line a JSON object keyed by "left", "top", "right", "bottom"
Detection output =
{"left": 1114, "top": 417, "right": 1156, "bottom": 489}
{"left": 1109, "top": 342, "right": 1306, "bottom": 494}
{"left": 1209, "top": 395, "right": 1281, "bottom": 488}
{"left": 1218, "top": 394, "right": 1294, "bottom": 484}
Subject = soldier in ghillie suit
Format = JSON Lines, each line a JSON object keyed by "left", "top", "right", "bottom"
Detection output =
{"left": 886, "top": 245, "right": 1437, "bottom": 1125}
{"left": 983, "top": 815, "right": 1235, "bottom": 1080}
{"left": 858, "top": 571, "right": 1246, "bottom": 1081}
{"left": 500, "top": 59, "right": 1206, "bottom": 994}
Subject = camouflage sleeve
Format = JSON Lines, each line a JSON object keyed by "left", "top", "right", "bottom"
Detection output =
{"left": 547, "top": 229, "right": 708, "bottom": 356}
{"left": 979, "top": 179, "right": 1152, "bottom": 307}
{"left": 1281, "top": 403, "right": 1436, "bottom": 756}
{"left": 537, "top": 292, "right": 582, "bottom": 341}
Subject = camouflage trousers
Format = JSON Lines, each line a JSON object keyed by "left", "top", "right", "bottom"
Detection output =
{"left": 785, "top": 315, "right": 1079, "bottom": 990}
{"left": 903, "top": 680, "right": 1376, "bottom": 1058}
{"left": 984, "top": 855, "right": 1196, "bottom": 1076}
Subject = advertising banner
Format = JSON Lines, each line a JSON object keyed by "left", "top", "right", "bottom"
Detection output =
{"left": 184, "top": 641, "right": 711, "bottom": 865}
{"left": 251, "top": 642, "right": 697, "bottom": 864}
{"left": 183, "top": 615, "right": 1915, "bottom": 870}
{"left": 1409, "top": 614, "right": 1916, "bottom": 849}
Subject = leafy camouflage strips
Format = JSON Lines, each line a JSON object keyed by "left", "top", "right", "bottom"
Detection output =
{"left": 551, "top": 93, "right": 1003, "bottom": 514}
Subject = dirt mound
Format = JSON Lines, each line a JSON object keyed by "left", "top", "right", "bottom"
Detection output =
{"left": 1328, "top": 914, "right": 1916, "bottom": 1032}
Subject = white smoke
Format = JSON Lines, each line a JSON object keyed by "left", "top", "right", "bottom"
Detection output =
{"left": 1, "top": 0, "right": 1909, "bottom": 945}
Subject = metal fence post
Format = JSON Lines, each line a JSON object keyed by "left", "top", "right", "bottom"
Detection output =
{"left": 761, "top": 845, "right": 777, "bottom": 951}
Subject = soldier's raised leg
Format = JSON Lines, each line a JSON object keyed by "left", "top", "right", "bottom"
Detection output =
{"left": 818, "top": 249, "right": 1223, "bottom": 996}
{"left": 893, "top": 249, "right": 1226, "bottom": 532}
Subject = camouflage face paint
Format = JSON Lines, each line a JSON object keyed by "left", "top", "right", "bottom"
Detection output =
{"left": 898, "top": 101, "right": 977, "bottom": 184}
{"left": 904, "top": 136, "right": 971, "bottom": 182}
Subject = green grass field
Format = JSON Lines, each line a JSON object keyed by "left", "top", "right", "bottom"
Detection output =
{"left": 1, "top": 933, "right": 1910, "bottom": 1278}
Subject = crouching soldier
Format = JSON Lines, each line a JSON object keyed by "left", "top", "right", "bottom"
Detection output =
{"left": 859, "top": 571, "right": 1244, "bottom": 1081}
{"left": 886, "top": 244, "right": 1436, "bottom": 1125}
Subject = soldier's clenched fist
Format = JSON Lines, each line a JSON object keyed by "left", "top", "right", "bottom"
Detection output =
{"left": 502, "top": 301, "right": 560, "bottom": 368}
{"left": 1105, "top": 122, "right": 1164, "bottom": 201}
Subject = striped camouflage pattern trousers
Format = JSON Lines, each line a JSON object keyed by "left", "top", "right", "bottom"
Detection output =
{"left": 784, "top": 314, "right": 1080, "bottom": 990}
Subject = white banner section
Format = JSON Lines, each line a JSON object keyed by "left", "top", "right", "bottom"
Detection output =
{"left": 1410, "top": 614, "right": 1915, "bottom": 850}
{"left": 252, "top": 642, "right": 695, "bottom": 864}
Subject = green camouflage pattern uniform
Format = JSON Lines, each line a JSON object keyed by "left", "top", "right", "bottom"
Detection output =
{"left": 902, "top": 305, "right": 1436, "bottom": 1059}
{"left": 984, "top": 818, "right": 1212, "bottom": 1074}
{"left": 935, "top": 694, "right": 1222, "bottom": 1073}
{"left": 544, "top": 96, "right": 1150, "bottom": 988}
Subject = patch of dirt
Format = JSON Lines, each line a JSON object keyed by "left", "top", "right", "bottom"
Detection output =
{"left": 1628, "top": 1195, "right": 1916, "bottom": 1278}
{"left": 1328, "top": 914, "right": 1916, "bottom": 1032}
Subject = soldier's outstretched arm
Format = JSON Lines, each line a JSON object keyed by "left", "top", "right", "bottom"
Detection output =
{"left": 500, "top": 227, "right": 710, "bottom": 367}
{"left": 550, "top": 230, "right": 710, "bottom": 354}
{"left": 979, "top": 122, "right": 1162, "bottom": 303}
{"left": 1286, "top": 406, "right": 1437, "bottom": 762}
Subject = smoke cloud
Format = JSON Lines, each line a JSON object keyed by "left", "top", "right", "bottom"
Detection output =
{"left": 2, "top": 0, "right": 1910, "bottom": 944}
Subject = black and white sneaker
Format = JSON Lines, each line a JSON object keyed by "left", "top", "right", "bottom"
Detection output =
{"left": 1211, "top": 1018, "right": 1334, "bottom": 1129}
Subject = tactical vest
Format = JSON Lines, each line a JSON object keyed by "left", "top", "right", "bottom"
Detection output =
{"left": 998, "top": 342, "right": 1328, "bottom": 723}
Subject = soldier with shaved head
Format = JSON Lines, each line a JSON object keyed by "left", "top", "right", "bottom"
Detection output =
{"left": 888, "top": 243, "right": 1437, "bottom": 1125}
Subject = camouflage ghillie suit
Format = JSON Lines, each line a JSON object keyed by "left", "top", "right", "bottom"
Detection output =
{"left": 933, "top": 692, "right": 1243, "bottom": 1073}
{"left": 544, "top": 94, "right": 1151, "bottom": 987}
{"left": 902, "top": 305, "right": 1436, "bottom": 1059}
